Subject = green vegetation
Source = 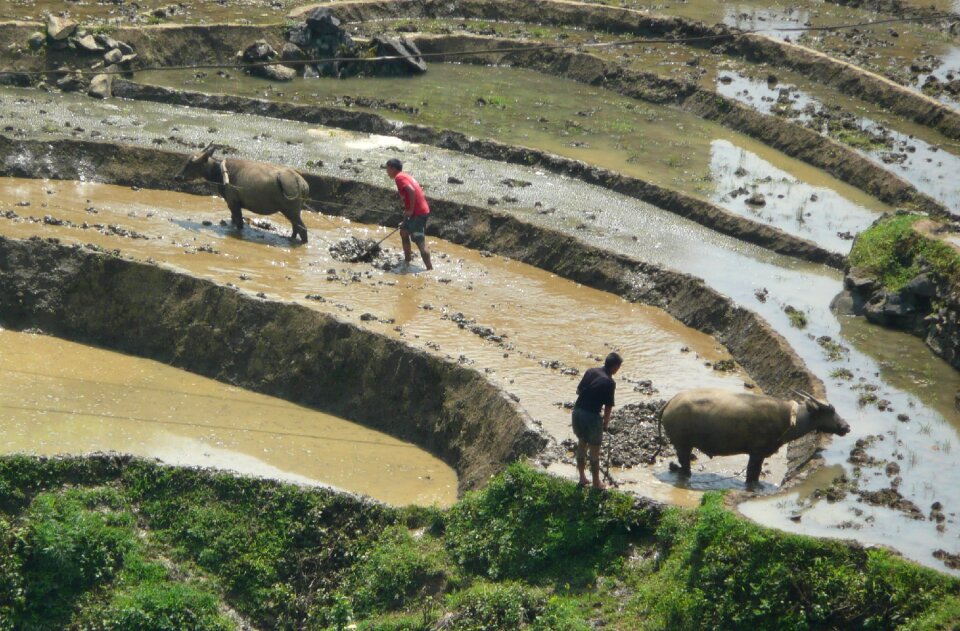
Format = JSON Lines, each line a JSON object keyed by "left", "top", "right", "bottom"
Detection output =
{"left": 1, "top": 457, "right": 958, "bottom": 630}
{"left": 785, "top": 305, "right": 808, "bottom": 329}
{"left": 849, "top": 213, "right": 960, "bottom": 292}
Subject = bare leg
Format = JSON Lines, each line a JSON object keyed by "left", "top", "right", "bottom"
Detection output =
{"left": 576, "top": 440, "right": 589, "bottom": 486}
{"left": 746, "top": 454, "right": 764, "bottom": 485}
{"left": 415, "top": 240, "right": 432, "bottom": 270}
{"left": 400, "top": 229, "right": 412, "bottom": 263}
{"left": 589, "top": 443, "right": 605, "bottom": 489}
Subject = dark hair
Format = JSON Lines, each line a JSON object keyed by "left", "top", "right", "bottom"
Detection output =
{"left": 385, "top": 158, "right": 403, "bottom": 171}
{"left": 604, "top": 352, "right": 623, "bottom": 370}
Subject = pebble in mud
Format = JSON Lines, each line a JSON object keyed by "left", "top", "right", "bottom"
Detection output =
{"left": 558, "top": 401, "right": 671, "bottom": 468}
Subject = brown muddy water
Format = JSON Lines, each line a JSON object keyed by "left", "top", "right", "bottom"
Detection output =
{"left": 133, "top": 64, "right": 889, "bottom": 251}
{"left": 3, "top": 72, "right": 960, "bottom": 568}
{"left": 0, "top": 177, "right": 750, "bottom": 505}
{"left": 0, "top": 327, "right": 458, "bottom": 507}
{"left": 716, "top": 68, "right": 960, "bottom": 215}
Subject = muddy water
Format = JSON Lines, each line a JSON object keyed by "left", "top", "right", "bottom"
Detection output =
{"left": 132, "top": 65, "right": 888, "bottom": 249}
{"left": 3, "top": 75, "right": 960, "bottom": 568}
{"left": 0, "top": 177, "right": 749, "bottom": 505}
{"left": 0, "top": 328, "right": 458, "bottom": 506}
{"left": 717, "top": 69, "right": 960, "bottom": 215}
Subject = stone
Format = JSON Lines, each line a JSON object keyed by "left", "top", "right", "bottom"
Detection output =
{"left": 281, "top": 42, "right": 307, "bottom": 65}
{"left": 46, "top": 14, "right": 77, "bottom": 41}
{"left": 287, "top": 22, "right": 312, "bottom": 48}
{"left": 27, "top": 32, "right": 45, "bottom": 51}
{"left": 257, "top": 64, "right": 296, "bottom": 82}
{"left": 116, "top": 41, "right": 134, "bottom": 55}
{"left": 306, "top": 7, "right": 342, "bottom": 34}
{"left": 56, "top": 73, "right": 85, "bottom": 92}
{"left": 373, "top": 36, "right": 427, "bottom": 74}
{"left": 242, "top": 40, "right": 277, "bottom": 62}
{"left": 104, "top": 48, "right": 123, "bottom": 64}
{"left": 94, "top": 34, "right": 119, "bottom": 50}
{"left": 902, "top": 273, "right": 936, "bottom": 298}
{"left": 88, "top": 74, "right": 113, "bottom": 99}
{"left": 744, "top": 192, "right": 766, "bottom": 206}
{"left": 74, "top": 34, "right": 103, "bottom": 53}
{"left": 119, "top": 53, "right": 138, "bottom": 65}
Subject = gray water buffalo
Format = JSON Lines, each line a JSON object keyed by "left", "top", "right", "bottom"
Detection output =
{"left": 659, "top": 388, "right": 850, "bottom": 484}
{"left": 175, "top": 144, "right": 309, "bottom": 242}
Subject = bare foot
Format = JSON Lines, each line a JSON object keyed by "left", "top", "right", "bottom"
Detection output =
{"left": 592, "top": 482, "right": 607, "bottom": 491}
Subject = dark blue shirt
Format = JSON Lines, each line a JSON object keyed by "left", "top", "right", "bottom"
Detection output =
{"left": 574, "top": 367, "right": 616, "bottom": 415}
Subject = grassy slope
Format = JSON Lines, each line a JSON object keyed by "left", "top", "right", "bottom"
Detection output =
{"left": 0, "top": 456, "right": 958, "bottom": 630}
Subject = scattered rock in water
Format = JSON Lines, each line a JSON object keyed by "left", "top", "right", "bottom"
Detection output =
{"left": 329, "top": 236, "right": 380, "bottom": 263}
{"left": 856, "top": 487, "right": 924, "bottom": 520}
{"left": 500, "top": 178, "right": 532, "bottom": 188}
{"left": 447, "top": 176, "right": 464, "bottom": 184}
{"left": 934, "top": 549, "right": 960, "bottom": 570}
{"left": 745, "top": 192, "right": 767, "bottom": 207}
{"left": 559, "top": 401, "right": 670, "bottom": 468}
{"left": 712, "top": 359, "right": 736, "bottom": 372}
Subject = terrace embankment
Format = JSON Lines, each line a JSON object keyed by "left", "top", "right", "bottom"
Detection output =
{"left": 0, "top": 134, "right": 830, "bottom": 480}
{"left": 0, "top": 235, "right": 546, "bottom": 494}
{"left": 287, "top": 0, "right": 960, "bottom": 141}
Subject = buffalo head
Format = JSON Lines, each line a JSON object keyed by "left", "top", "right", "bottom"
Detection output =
{"left": 174, "top": 143, "right": 217, "bottom": 182}
{"left": 795, "top": 390, "right": 850, "bottom": 436}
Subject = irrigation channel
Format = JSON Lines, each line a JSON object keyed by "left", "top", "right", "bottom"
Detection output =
{"left": 2, "top": 1, "right": 960, "bottom": 576}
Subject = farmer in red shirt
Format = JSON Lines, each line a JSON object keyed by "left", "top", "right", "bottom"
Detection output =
{"left": 385, "top": 158, "right": 433, "bottom": 271}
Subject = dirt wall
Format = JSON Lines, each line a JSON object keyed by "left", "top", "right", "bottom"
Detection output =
{"left": 0, "top": 135, "right": 830, "bottom": 479}
{"left": 0, "top": 234, "right": 547, "bottom": 494}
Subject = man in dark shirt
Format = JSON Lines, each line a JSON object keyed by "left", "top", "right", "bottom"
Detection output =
{"left": 572, "top": 352, "right": 622, "bottom": 489}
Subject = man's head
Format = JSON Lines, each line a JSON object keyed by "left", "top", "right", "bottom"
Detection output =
{"left": 604, "top": 352, "right": 623, "bottom": 376}
{"left": 385, "top": 158, "right": 403, "bottom": 178}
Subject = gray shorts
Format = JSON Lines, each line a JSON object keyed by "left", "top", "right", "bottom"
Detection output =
{"left": 401, "top": 214, "right": 429, "bottom": 244}
{"left": 572, "top": 407, "right": 603, "bottom": 445}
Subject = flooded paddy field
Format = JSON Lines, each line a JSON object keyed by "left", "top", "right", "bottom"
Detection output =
{"left": 0, "top": 177, "right": 751, "bottom": 505}
{"left": 130, "top": 65, "right": 888, "bottom": 252}
{"left": 0, "top": 328, "right": 458, "bottom": 506}
{"left": 2, "top": 1, "right": 960, "bottom": 576}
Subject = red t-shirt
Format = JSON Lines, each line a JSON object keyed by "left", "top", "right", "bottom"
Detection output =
{"left": 394, "top": 172, "right": 430, "bottom": 217}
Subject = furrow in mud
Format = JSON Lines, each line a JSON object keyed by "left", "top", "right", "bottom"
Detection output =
{"left": 109, "top": 79, "right": 846, "bottom": 266}
{"left": 0, "top": 134, "right": 829, "bottom": 479}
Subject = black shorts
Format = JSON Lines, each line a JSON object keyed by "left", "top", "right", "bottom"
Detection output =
{"left": 401, "top": 215, "right": 429, "bottom": 243}
{"left": 572, "top": 407, "right": 603, "bottom": 445}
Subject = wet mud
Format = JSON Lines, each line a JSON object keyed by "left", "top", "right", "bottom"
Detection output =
{"left": 0, "top": 328, "right": 459, "bottom": 506}
{"left": 0, "top": 235, "right": 548, "bottom": 494}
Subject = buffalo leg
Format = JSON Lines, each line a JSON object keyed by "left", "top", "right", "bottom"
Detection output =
{"left": 746, "top": 454, "right": 764, "bottom": 484}
{"left": 229, "top": 202, "right": 244, "bottom": 230}
{"left": 674, "top": 445, "right": 693, "bottom": 477}
{"left": 282, "top": 209, "right": 308, "bottom": 243}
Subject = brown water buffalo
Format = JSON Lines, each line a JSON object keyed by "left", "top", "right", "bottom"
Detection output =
{"left": 175, "top": 144, "right": 309, "bottom": 242}
{"left": 659, "top": 388, "right": 850, "bottom": 484}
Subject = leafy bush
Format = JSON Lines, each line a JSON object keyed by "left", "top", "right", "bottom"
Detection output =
{"left": 632, "top": 493, "right": 960, "bottom": 630}
{"left": 446, "top": 581, "right": 546, "bottom": 630}
{"left": 345, "top": 525, "right": 460, "bottom": 616}
{"left": 0, "top": 517, "right": 24, "bottom": 631}
{"left": 445, "top": 463, "right": 654, "bottom": 584}
{"left": 18, "top": 489, "right": 136, "bottom": 627}
{"left": 849, "top": 214, "right": 960, "bottom": 291}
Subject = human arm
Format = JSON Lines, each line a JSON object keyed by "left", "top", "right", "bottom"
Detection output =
{"left": 603, "top": 404, "right": 612, "bottom": 431}
{"left": 400, "top": 184, "right": 416, "bottom": 218}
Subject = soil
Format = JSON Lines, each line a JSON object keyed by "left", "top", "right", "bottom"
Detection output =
{"left": 0, "top": 134, "right": 831, "bottom": 483}
{"left": 0, "top": 235, "right": 549, "bottom": 493}
{"left": 556, "top": 401, "right": 672, "bottom": 469}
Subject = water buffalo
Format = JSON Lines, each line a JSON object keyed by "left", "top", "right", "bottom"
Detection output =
{"left": 659, "top": 388, "right": 850, "bottom": 484}
{"left": 175, "top": 144, "right": 309, "bottom": 242}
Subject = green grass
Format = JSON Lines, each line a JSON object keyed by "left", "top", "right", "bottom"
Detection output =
{"left": 849, "top": 213, "right": 960, "bottom": 292}
{"left": 1, "top": 457, "right": 959, "bottom": 630}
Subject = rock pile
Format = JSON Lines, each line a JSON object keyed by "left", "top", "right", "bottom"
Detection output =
{"left": 29, "top": 13, "right": 138, "bottom": 98}
{"left": 242, "top": 7, "right": 427, "bottom": 81}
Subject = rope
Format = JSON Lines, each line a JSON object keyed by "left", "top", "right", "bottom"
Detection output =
{"left": 4, "top": 12, "right": 953, "bottom": 78}
{"left": 0, "top": 403, "right": 420, "bottom": 448}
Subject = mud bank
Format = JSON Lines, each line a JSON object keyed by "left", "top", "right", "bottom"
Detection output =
{"left": 287, "top": 0, "right": 960, "bottom": 142}
{"left": 0, "top": 135, "right": 830, "bottom": 479}
{"left": 840, "top": 214, "right": 960, "bottom": 371}
{"left": 109, "top": 79, "right": 844, "bottom": 265}
{"left": 0, "top": 235, "right": 546, "bottom": 493}
{"left": 1, "top": 14, "right": 951, "bottom": 220}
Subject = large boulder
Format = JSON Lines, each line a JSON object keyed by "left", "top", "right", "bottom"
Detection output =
{"left": 27, "top": 32, "right": 45, "bottom": 51}
{"left": 373, "top": 36, "right": 427, "bottom": 75}
{"left": 46, "top": 14, "right": 77, "bottom": 41}
{"left": 239, "top": 40, "right": 295, "bottom": 82}
{"left": 74, "top": 34, "right": 104, "bottom": 53}
{"left": 88, "top": 74, "right": 113, "bottom": 99}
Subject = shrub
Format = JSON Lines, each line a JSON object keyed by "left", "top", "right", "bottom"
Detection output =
{"left": 444, "top": 463, "right": 654, "bottom": 584}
